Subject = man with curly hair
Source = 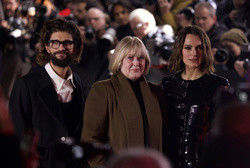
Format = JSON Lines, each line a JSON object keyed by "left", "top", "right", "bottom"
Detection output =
{"left": 9, "top": 18, "right": 85, "bottom": 168}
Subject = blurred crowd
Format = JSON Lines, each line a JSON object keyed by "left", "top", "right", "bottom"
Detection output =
{"left": 0, "top": 0, "right": 249, "bottom": 102}
{"left": 1, "top": 0, "right": 250, "bottom": 168}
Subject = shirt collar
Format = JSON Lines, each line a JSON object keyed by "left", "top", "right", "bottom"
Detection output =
{"left": 45, "top": 63, "right": 76, "bottom": 91}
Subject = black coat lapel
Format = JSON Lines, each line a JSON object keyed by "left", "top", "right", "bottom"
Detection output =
{"left": 38, "top": 67, "right": 63, "bottom": 122}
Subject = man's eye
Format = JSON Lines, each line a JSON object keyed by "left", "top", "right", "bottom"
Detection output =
{"left": 65, "top": 42, "right": 73, "bottom": 45}
{"left": 52, "top": 41, "right": 59, "bottom": 45}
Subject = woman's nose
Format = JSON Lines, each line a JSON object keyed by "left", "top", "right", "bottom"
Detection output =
{"left": 191, "top": 48, "right": 197, "bottom": 55}
{"left": 133, "top": 58, "right": 139, "bottom": 65}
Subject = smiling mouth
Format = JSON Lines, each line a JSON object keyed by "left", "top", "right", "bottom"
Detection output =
{"left": 55, "top": 52, "right": 68, "bottom": 56}
{"left": 56, "top": 53, "right": 67, "bottom": 57}
{"left": 131, "top": 68, "right": 141, "bottom": 71}
{"left": 189, "top": 58, "right": 198, "bottom": 61}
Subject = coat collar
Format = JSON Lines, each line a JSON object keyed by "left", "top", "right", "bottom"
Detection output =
{"left": 37, "top": 67, "right": 82, "bottom": 123}
{"left": 38, "top": 67, "right": 63, "bottom": 122}
{"left": 110, "top": 71, "right": 162, "bottom": 144}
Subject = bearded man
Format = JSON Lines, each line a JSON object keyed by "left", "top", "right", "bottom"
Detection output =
{"left": 9, "top": 18, "right": 85, "bottom": 168}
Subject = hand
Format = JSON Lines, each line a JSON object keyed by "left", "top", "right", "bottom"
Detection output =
{"left": 96, "top": 27, "right": 106, "bottom": 39}
{"left": 79, "top": 25, "right": 96, "bottom": 46}
{"left": 158, "top": 0, "right": 174, "bottom": 14}
{"left": 234, "top": 60, "right": 247, "bottom": 77}
{"left": 0, "top": 20, "right": 11, "bottom": 30}
{"left": 212, "top": 48, "right": 218, "bottom": 57}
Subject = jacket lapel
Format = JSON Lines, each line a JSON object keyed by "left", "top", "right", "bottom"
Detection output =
{"left": 111, "top": 72, "right": 144, "bottom": 144}
{"left": 140, "top": 80, "right": 162, "bottom": 125}
{"left": 38, "top": 67, "right": 63, "bottom": 122}
{"left": 110, "top": 71, "right": 162, "bottom": 147}
{"left": 140, "top": 79, "right": 162, "bottom": 150}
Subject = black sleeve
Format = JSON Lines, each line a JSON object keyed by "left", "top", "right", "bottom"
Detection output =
{"left": 9, "top": 78, "right": 32, "bottom": 138}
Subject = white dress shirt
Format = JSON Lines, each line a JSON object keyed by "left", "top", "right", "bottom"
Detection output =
{"left": 45, "top": 63, "right": 76, "bottom": 102}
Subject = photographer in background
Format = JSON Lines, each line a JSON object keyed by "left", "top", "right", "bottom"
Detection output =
{"left": 129, "top": 8, "right": 174, "bottom": 84}
{"left": 214, "top": 28, "right": 249, "bottom": 86}
{"left": 157, "top": 0, "right": 192, "bottom": 35}
{"left": 70, "top": 7, "right": 113, "bottom": 99}
{"left": 175, "top": 6, "right": 194, "bottom": 34}
{"left": 217, "top": 0, "right": 250, "bottom": 42}
{"left": 109, "top": 0, "right": 134, "bottom": 41}
{"left": 0, "top": 0, "right": 20, "bottom": 52}
{"left": 194, "top": 2, "right": 228, "bottom": 49}
{"left": 0, "top": 0, "right": 34, "bottom": 105}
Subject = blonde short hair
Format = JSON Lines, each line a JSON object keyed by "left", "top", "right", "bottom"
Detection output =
{"left": 109, "top": 36, "right": 151, "bottom": 75}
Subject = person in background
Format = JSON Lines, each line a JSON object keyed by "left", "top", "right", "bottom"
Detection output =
{"left": 129, "top": 8, "right": 174, "bottom": 84}
{"left": 157, "top": 0, "right": 192, "bottom": 36}
{"left": 70, "top": 7, "right": 111, "bottom": 99}
{"left": 0, "top": 0, "right": 33, "bottom": 106}
{"left": 194, "top": 1, "right": 228, "bottom": 49}
{"left": 81, "top": 36, "right": 167, "bottom": 168}
{"left": 217, "top": 28, "right": 249, "bottom": 83}
{"left": 109, "top": 0, "right": 134, "bottom": 41}
{"left": 73, "top": 0, "right": 88, "bottom": 26}
{"left": 0, "top": 0, "right": 20, "bottom": 52}
{"left": 9, "top": 18, "right": 84, "bottom": 168}
{"left": 175, "top": 6, "right": 195, "bottom": 34}
{"left": 161, "top": 25, "right": 229, "bottom": 168}
{"left": 145, "top": 0, "right": 164, "bottom": 26}
{"left": 217, "top": 0, "right": 250, "bottom": 42}
{"left": 85, "top": 7, "right": 107, "bottom": 33}
{"left": 57, "top": 0, "right": 78, "bottom": 19}
{"left": 1, "top": 0, "right": 20, "bottom": 19}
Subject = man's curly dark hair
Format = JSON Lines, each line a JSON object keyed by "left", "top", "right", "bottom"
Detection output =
{"left": 36, "top": 18, "right": 83, "bottom": 66}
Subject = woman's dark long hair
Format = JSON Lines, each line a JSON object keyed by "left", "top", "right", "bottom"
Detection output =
{"left": 168, "top": 25, "right": 215, "bottom": 74}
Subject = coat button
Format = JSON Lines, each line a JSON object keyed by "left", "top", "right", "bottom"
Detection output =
{"left": 181, "top": 103, "right": 185, "bottom": 108}
{"left": 179, "top": 115, "right": 184, "bottom": 119}
{"left": 178, "top": 150, "right": 182, "bottom": 154}
{"left": 178, "top": 162, "right": 182, "bottom": 166}
{"left": 179, "top": 138, "right": 182, "bottom": 143}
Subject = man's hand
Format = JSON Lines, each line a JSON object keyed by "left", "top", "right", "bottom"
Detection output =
{"left": 79, "top": 25, "right": 96, "bottom": 46}
{"left": 234, "top": 60, "right": 247, "bottom": 77}
{"left": 0, "top": 20, "right": 11, "bottom": 30}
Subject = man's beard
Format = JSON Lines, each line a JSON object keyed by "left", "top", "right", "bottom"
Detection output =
{"left": 49, "top": 51, "right": 72, "bottom": 68}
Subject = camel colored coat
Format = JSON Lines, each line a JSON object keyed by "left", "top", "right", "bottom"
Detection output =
{"left": 81, "top": 71, "right": 166, "bottom": 168}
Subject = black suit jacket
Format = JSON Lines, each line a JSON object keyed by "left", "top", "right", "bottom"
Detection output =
{"left": 9, "top": 66, "right": 84, "bottom": 168}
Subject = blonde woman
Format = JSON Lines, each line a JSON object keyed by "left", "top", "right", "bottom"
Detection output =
{"left": 81, "top": 36, "right": 167, "bottom": 168}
